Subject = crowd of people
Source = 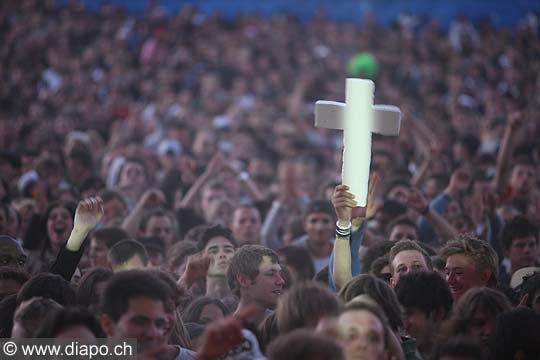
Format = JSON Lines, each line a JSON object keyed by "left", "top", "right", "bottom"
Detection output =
{"left": 1, "top": 0, "right": 540, "bottom": 359}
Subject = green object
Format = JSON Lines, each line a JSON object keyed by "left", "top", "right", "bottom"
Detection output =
{"left": 347, "top": 52, "right": 378, "bottom": 79}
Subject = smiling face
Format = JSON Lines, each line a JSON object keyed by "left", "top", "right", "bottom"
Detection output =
{"left": 204, "top": 236, "right": 235, "bottom": 276}
{"left": 47, "top": 206, "right": 73, "bottom": 249}
{"left": 445, "top": 254, "right": 489, "bottom": 301}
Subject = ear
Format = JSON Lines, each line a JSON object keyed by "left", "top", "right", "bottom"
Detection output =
{"left": 100, "top": 314, "right": 116, "bottom": 337}
{"left": 237, "top": 273, "right": 252, "bottom": 289}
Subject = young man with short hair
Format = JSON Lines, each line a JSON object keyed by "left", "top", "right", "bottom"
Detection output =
{"left": 227, "top": 245, "right": 284, "bottom": 325}
{"left": 100, "top": 270, "right": 194, "bottom": 359}
{"left": 89, "top": 227, "right": 130, "bottom": 268}
{"left": 500, "top": 216, "right": 539, "bottom": 283}
{"left": 440, "top": 235, "right": 499, "bottom": 301}
{"left": 387, "top": 216, "right": 419, "bottom": 242}
{"left": 388, "top": 240, "right": 433, "bottom": 287}
{"left": 231, "top": 205, "right": 261, "bottom": 246}
{"left": 293, "top": 200, "right": 335, "bottom": 273}
{"left": 107, "top": 239, "right": 149, "bottom": 272}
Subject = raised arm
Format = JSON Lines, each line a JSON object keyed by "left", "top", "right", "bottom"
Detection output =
{"left": 178, "top": 152, "right": 224, "bottom": 209}
{"left": 330, "top": 174, "right": 379, "bottom": 291}
{"left": 494, "top": 112, "right": 522, "bottom": 195}
{"left": 51, "top": 197, "right": 104, "bottom": 281}
{"left": 408, "top": 188, "right": 458, "bottom": 244}
{"left": 121, "top": 188, "right": 166, "bottom": 237}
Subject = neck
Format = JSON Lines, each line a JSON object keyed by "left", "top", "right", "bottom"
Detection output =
{"left": 206, "top": 275, "right": 231, "bottom": 299}
{"left": 307, "top": 239, "right": 332, "bottom": 258}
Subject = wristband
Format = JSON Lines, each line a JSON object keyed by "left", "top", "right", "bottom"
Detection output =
{"left": 336, "top": 221, "right": 352, "bottom": 238}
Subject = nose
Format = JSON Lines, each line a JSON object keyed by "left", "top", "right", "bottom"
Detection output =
{"left": 447, "top": 272, "right": 456, "bottom": 285}
{"left": 276, "top": 273, "right": 285, "bottom": 286}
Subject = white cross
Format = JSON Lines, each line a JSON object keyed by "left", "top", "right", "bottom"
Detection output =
{"left": 315, "top": 79, "right": 401, "bottom": 206}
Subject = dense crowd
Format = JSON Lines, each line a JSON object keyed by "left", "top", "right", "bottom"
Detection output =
{"left": 1, "top": 0, "right": 540, "bottom": 359}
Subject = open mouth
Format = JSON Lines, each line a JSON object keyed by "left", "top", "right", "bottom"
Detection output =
{"left": 272, "top": 289, "right": 283, "bottom": 296}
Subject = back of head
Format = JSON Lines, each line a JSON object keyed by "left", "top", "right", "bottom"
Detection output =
{"left": 0, "top": 294, "right": 17, "bottom": 337}
{"left": 490, "top": 307, "right": 540, "bottom": 360}
{"left": 76, "top": 267, "right": 113, "bottom": 310}
{"left": 91, "top": 227, "right": 130, "bottom": 249}
{"left": 100, "top": 270, "right": 171, "bottom": 323}
{"left": 519, "top": 272, "right": 540, "bottom": 309}
{"left": 182, "top": 296, "right": 229, "bottom": 324}
{"left": 107, "top": 239, "right": 149, "bottom": 271}
{"left": 13, "top": 297, "right": 63, "bottom": 338}
{"left": 433, "top": 336, "right": 485, "bottom": 360}
{"left": 277, "top": 246, "right": 315, "bottom": 282}
{"left": 35, "top": 307, "right": 105, "bottom": 338}
{"left": 394, "top": 271, "right": 453, "bottom": 319}
{"left": 276, "top": 281, "right": 341, "bottom": 334}
{"left": 267, "top": 329, "right": 344, "bottom": 360}
{"left": 338, "top": 274, "right": 403, "bottom": 332}
{"left": 441, "top": 287, "right": 511, "bottom": 338}
{"left": 16, "top": 273, "right": 75, "bottom": 306}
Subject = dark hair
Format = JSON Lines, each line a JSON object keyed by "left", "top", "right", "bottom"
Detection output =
{"left": 35, "top": 307, "right": 105, "bottom": 338}
{"left": 24, "top": 201, "right": 77, "bottom": 254}
{"left": 362, "top": 241, "right": 395, "bottom": 273}
{"left": 382, "top": 178, "right": 410, "bottom": 200}
{"left": 440, "top": 287, "right": 511, "bottom": 340}
{"left": 370, "top": 256, "right": 391, "bottom": 282}
{"left": 500, "top": 215, "right": 538, "bottom": 251}
{"left": 107, "top": 239, "right": 149, "bottom": 267}
{"left": 227, "top": 245, "right": 280, "bottom": 296}
{"left": 99, "top": 190, "right": 127, "bottom": 207}
{"left": 91, "top": 227, "right": 130, "bottom": 249}
{"left": 519, "top": 272, "right": 540, "bottom": 309}
{"left": 196, "top": 224, "right": 237, "bottom": 252}
{"left": 267, "top": 329, "right": 344, "bottom": 360}
{"left": 394, "top": 271, "right": 453, "bottom": 319}
{"left": 490, "top": 307, "right": 540, "bottom": 360}
{"left": 386, "top": 215, "right": 419, "bottom": 238}
{"left": 68, "top": 148, "right": 93, "bottom": 169}
{"left": 79, "top": 176, "right": 106, "bottom": 194}
{"left": 258, "top": 312, "right": 279, "bottom": 353}
{"left": 182, "top": 296, "right": 230, "bottom": 324}
{"left": 100, "top": 270, "right": 171, "bottom": 322}
{"left": 277, "top": 246, "right": 315, "bottom": 282}
{"left": 140, "top": 209, "right": 174, "bottom": 232}
{"left": 304, "top": 199, "right": 335, "bottom": 219}
{"left": 432, "top": 336, "right": 485, "bottom": 360}
{"left": 14, "top": 297, "right": 63, "bottom": 337}
{"left": 76, "top": 267, "right": 113, "bottom": 311}
{"left": 168, "top": 241, "right": 198, "bottom": 270}
{"left": 338, "top": 274, "right": 403, "bottom": 332}
{"left": 276, "top": 281, "right": 342, "bottom": 334}
{"left": 0, "top": 294, "right": 17, "bottom": 337}
{"left": 16, "top": 273, "right": 75, "bottom": 306}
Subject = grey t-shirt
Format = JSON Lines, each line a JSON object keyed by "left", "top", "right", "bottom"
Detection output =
{"left": 173, "top": 346, "right": 196, "bottom": 360}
